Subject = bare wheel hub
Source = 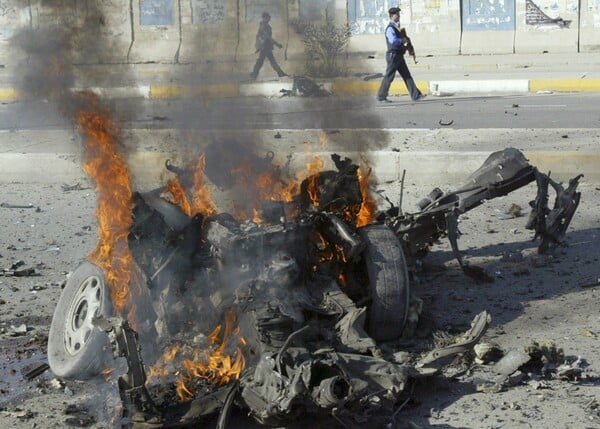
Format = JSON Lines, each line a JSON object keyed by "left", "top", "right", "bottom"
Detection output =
{"left": 64, "top": 275, "right": 104, "bottom": 356}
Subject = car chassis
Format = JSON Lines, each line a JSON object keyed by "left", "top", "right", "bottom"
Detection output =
{"left": 47, "top": 147, "right": 582, "bottom": 428}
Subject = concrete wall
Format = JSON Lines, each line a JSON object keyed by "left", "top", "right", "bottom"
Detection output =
{"left": 178, "top": 1, "right": 235, "bottom": 67}
{"left": 2, "top": 0, "right": 599, "bottom": 69}
{"left": 349, "top": 0, "right": 461, "bottom": 57}
{"left": 0, "top": 1, "right": 29, "bottom": 65}
{"left": 580, "top": 0, "right": 600, "bottom": 51}
{"left": 400, "top": 0, "right": 462, "bottom": 55}
{"left": 514, "top": 0, "right": 579, "bottom": 53}
{"left": 459, "top": 0, "right": 581, "bottom": 54}
{"left": 128, "top": 0, "right": 180, "bottom": 63}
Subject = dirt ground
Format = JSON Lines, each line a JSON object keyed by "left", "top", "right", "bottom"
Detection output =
{"left": 1, "top": 179, "right": 599, "bottom": 429}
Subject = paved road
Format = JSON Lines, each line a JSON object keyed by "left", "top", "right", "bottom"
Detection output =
{"left": 1, "top": 91, "right": 598, "bottom": 186}
{"left": 2, "top": 92, "right": 600, "bottom": 131}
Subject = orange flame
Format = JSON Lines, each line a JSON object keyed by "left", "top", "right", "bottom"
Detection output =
{"left": 147, "top": 344, "right": 181, "bottom": 382}
{"left": 306, "top": 155, "right": 325, "bottom": 207}
{"left": 253, "top": 208, "right": 263, "bottom": 224}
{"left": 164, "top": 154, "right": 217, "bottom": 217}
{"left": 176, "top": 378, "right": 194, "bottom": 401}
{"left": 356, "top": 166, "right": 376, "bottom": 227}
{"left": 165, "top": 176, "right": 192, "bottom": 216}
{"left": 146, "top": 311, "right": 246, "bottom": 401}
{"left": 175, "top": 310, "right": 245, "bottom": 400}
{"left": 230, "top": 158, "right": 299, "bottom": 221}
{"left": 190, "top": 154, "right": 217, "bottom": 216}
{"left": 335, "top": 244, "right": 348, "bottom": 263}
{"left": 101, "top": 367, "right": 115, "bottom": 381}
{"left": 77, "top": 92, "right": 140, "bottom": 318}
{"left": 254, "top": 167, "right": 298, "bottom": 202}
{"left": 319, "top": 130, "right": 327, "bottom": 148}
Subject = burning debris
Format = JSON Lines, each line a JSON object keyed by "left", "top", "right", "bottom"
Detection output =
{"left": 44, "top": 102, "right": 582, "bottom": 428}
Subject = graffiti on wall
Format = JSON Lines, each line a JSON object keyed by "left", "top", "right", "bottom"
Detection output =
{"left": 347, "top": 0, "right": 394, "bottom": 35}
{"left": 462, "top": 0, "right": 515, "bottom": 31}
{"left": 191, "top": 0, "right": 225, "bottom": 24}
{"left": 246, "top": 0, "right": 281, "bottom": 22}
{"left": 0, "top": 1, "right": 19, "bottom": 39}
{"left": 526, "top": 0, "right": 571, "bottom": 27}
{"left": 299, "top": 0, "right": 335, "bottom": 21}
{"left": 140, "top": 0, "right": 173, "bottom": 25}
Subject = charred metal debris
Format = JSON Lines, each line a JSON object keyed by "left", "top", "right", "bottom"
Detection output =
{"left": 280, "top": 75, "right": 332, "bottom": 97}
{"left": 52, "top": 147, "right": 581, "bottom": 428}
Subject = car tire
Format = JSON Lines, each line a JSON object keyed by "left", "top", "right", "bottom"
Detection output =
{"left": 47, "top": 261, "right": 113, "bottom": 379}
{"left": 358, "top": 224, "right": 410, "bottom": 341}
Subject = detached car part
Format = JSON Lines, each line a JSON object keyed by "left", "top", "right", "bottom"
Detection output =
{"left": 385, "top": 148, "right": 582, "bottom": 278}
{"left": 358, "top": 224, "right": 410, "bottom": 341}
{"left": 47, "top": 261, "right": 113, "bottom": 379}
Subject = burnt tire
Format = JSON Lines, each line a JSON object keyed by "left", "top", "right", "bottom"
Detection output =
{"left": 48, "top": 261, "right": 113, "bottom": 379}
{"left": 359, "top": 224, "right": 410, "bottom": 341}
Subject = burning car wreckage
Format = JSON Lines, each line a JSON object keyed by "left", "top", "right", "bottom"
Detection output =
{"left": 47, "top": 147, "right": 582, "bottom": 428}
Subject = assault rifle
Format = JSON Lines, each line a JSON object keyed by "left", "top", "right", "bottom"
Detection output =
{"left": 399, "top": 27, "right": 417, "bottom": 64}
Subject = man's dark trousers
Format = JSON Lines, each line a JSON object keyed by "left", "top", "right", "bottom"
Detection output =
{"left": 251, "top": 49, "right": 286, "bottom": 78}
{"left": 377, "top": 51, "right": 421, "bottom": 101}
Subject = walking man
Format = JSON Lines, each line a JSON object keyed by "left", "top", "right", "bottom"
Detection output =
{"left": 250, "top": 12, "right": 287, "bottom": 79}
{"left": 377, "top": 7, "right": 424, "bottom": 102}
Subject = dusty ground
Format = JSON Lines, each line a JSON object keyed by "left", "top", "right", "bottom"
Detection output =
{"left": 0, "top": 179, "right": 599, "bottom": 429}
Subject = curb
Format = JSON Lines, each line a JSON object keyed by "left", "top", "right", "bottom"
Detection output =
{"left": 1, "top": 128, "right": 598, "bottom": 187}
{"left": 2, "top": 79, "right": 600, "bottom": 102}
{"left": 0, "top": 88, "right": 18, "bottom": 102}
{"left": 2, "top": 149, "right": 597, "bottom": 188}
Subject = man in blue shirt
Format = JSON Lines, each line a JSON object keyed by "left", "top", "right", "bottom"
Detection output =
{"left": 377, "top": 7, "right": 424, "bottom": 102}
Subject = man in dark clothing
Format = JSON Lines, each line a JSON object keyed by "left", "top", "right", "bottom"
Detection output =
{"left": 377, "top": 7, "right": 424, "bottom": 102}
{"left": 250, "top": 12, "right": 287, "bottom": 79}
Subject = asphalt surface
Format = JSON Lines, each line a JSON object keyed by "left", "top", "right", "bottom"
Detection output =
{"left": 0, "top": 52, "right": 598, "bottom": 187}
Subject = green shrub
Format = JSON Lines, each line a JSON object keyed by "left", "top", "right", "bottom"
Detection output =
{"left": 291, "top": 18, "right": 351, "bottom": 78}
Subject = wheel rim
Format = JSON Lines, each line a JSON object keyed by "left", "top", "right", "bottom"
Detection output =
{"left": 64, "top": 275, "right": 104, "bottom": 356}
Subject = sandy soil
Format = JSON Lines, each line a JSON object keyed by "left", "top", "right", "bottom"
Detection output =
{"left": 0, "top": 180, "right": 599, "bottom": 429}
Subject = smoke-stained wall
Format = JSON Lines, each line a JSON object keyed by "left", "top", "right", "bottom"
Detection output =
{"left": 1, "top": 1, "right": 130, "bottom": 66}
{"left": 4, "top": 0, "right": 600, "bottom": 69}
{"left": 0, "top": 3, "right": 26, "bottom": 41}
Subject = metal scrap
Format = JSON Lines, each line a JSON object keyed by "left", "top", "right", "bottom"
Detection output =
{"left": 0, "top": 202, "right": 34, "bottom": 209}
{"left": 61, "top": 183, "right": 89, "bottom": 192}
{"left": 1, "top": 260, "right": 37, "bottom": 277}
{"left": 417, "top": 310, "right": 491, "bottom": 369}
{"left": 23, "top": 362, "right": 50, "bottom": 380}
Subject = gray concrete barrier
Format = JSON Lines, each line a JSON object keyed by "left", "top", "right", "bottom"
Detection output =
{"left": 1, "top": 129, "right": 597, "bottom": 189}
{"left": 1, "top": 0, "right": 599, "bottom": 70}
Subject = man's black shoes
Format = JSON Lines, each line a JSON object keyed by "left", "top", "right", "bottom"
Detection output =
{"left": 377, "top": 98, "right": 393, "bottom": 103}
